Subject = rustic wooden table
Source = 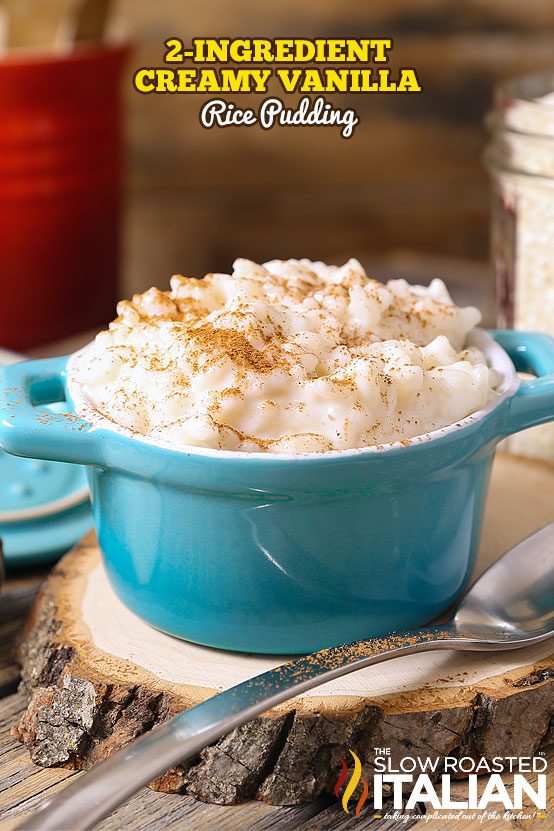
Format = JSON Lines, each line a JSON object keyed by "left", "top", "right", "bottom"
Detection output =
{"left": 2, "top": 579, "right": 552, "bottom": 831}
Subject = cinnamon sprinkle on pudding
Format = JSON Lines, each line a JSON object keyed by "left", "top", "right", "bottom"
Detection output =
{"left": 76, "top": 258, "right": 498, "bottom": 453}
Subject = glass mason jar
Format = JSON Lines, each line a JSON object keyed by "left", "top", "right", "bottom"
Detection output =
{"left": 486, "top": 72, "right": 554, "bottom": 464}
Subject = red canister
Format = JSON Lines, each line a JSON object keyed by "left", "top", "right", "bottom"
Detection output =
{"left": 0, "top": 44, "right": 129, "bottom": 350}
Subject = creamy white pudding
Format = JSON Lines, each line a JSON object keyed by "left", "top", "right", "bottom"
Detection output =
{"left": 76, "top": 258, "right": 497, "bottom": 453}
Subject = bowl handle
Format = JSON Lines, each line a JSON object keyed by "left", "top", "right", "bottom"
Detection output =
{"left": 491, "top": 330, "right": 554, "bottom": 435}
{"left": 0, "top": 356, "right": 102, "bottom": 466}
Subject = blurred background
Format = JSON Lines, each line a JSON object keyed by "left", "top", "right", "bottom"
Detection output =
{"left": 1, "top": 0, "right": 553, "bottom": 340}
{"left": 116, "top": 0, "right": 554, "bottom": 314}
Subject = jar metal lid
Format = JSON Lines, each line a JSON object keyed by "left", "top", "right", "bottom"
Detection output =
{"left": 486, "top": 72, "right": 554, "bottom": 178}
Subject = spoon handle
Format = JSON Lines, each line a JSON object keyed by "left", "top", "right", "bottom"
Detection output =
{"left": 18, "top": 624, "right": 469, "bottom": 831}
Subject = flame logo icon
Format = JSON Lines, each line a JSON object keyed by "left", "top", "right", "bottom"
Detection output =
{"left": 334, "top": 750, "right": 369, "bottom": 816}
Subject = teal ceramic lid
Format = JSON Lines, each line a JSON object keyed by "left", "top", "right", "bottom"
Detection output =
{"left": 0, "top": 445, "right": 88, "bottom": 523}
{"left": 0, "top": 348, "right": 93, "bottom": 566}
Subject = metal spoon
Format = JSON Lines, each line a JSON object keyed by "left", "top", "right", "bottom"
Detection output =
{"left": 17, "top": 523, "right": 554, "bottom": 831}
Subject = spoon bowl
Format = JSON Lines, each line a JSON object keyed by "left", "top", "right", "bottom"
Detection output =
{"left": 454, "top": 523, "right": 554, "bottom": 642}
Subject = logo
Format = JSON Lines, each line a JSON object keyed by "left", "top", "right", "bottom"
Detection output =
{"left": 333, "top": 748, "right": 549, "bottom": 822}
{"left": 334, "top": 750, "right": 370, "bottom": 817}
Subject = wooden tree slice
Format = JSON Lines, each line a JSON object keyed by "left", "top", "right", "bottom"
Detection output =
{"left": 13, "top": 453, "right": 554, "bottom": 806}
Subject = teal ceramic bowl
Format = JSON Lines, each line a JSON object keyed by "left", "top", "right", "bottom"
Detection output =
{"left": 0, "top": 329, "right": 553, "bottom": 654}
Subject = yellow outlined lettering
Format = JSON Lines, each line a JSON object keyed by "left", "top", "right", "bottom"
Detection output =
{"left": 133, "top": 68, "right": 156, "bottom": 93}
{"left": 164, "top": 38, "right": 184, "bottom": 62}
